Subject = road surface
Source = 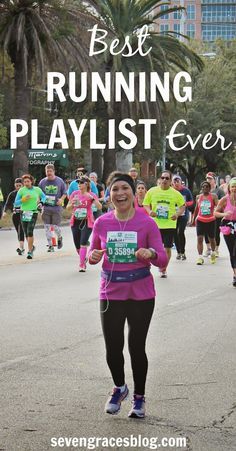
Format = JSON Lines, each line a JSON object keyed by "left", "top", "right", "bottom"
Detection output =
{"left": 0, "top": 226, "right": 235, "bottom": 451}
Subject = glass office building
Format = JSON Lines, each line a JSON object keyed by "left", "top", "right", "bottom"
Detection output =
{"left": 155, "top": 0, "right": 236, "bottom": 42}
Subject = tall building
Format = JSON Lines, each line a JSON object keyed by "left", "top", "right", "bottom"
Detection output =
{"left": 154, "top": 0, "right": 236, "bottom": 42}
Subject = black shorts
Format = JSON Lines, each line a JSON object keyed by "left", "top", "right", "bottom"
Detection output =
{"left": 160, "top": 228, "right": 175, "bottom": 248}
{"left": 196, "top": 220, "right": 215, "bottom": 239}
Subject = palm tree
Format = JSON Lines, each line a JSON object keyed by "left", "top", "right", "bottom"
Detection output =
{"left": 0, "top": 0, "right": 98, "bottom": 177}
{"left": 92, "top": 0, "right": 203, "bottom": 180}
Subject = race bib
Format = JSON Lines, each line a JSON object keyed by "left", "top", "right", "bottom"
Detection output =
{"left": 106, "top": 231, "right": 137, "bottom": 263}
{"left": 157, "top": 205, "right": 169, "bottom": 219}
{"left": 45, "top": 195, "right": 56, "bottom": 206}
{"left": 92, "top": 203, "right": 97, "bottom": 213}
{"left": 74, "top": 208, "right": 87, "bottom": 219}
{"left": 22, "top": 211, "right": 33, "bottom": 222}
{"left": 200, "top": 200, "right": 211, "bottom": 216}
{"left": 181, "top": 196, "right": 186, "bottom": 216}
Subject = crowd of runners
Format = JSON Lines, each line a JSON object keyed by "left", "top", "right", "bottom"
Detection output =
{"left": 2, "top": 164, "right": 236, "bottom": 284}
{"left": 1, "top": 165, "right": 236, "bottom": 419}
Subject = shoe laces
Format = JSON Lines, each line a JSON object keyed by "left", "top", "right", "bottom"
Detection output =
{"left": 110, "top": 387, "right": 126, "bottom": 404}
{"left": 132, "top": 395, "right": 145, "bottom": 410}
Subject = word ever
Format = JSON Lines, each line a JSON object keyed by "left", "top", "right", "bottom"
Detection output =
{"left": 167, "top": 119, "right": 232, "bottom": 151}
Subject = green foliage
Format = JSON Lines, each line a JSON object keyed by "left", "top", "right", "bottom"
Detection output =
{"left": 165, "top": 40, "right": 236, "bottom": 189}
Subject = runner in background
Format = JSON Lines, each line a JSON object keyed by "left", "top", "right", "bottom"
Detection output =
{"left": 192, "top": 181, "right": 218, "bottom": 265}
{"left": 215, "top": 178, "right": 236, "bottom": 287}
{"left": 221, "top": 175, "right": 232, "bottom": 195}
{"left": 68, "top": 167, "right": 98, "bottom": 196}
{"left": 14, "top": 174, "right": 46, "bottom": 259}
{"left": 39, "top": 164, "right": 67, "bottom": 252}
{"left": 204, "top": 172, "right": 225, "bottom": 257}
{"left": 135, "top": 181, "right": 148, "bottom": 214}
{"left": 143, "top": 171, "right": 185, "bottom": 278}
{"left": 128, "top": 167, "right": 141, "bottom": 188}
{"left": 3, "top": 178, "right": 25, "bottom": 255}
{"left": 88, "top": 173, "right": 167, "bottom": 419}
{"left": 67, "top": 176, "right": 102, "bottom": 272}
{"left": 89, "top": 172, "right": 104, "bottom": 219}
{"left": 172, "top": 175, "right": 193, "bottom": 260}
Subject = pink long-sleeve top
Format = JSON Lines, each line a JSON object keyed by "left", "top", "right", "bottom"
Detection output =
{"left": 88, "top": 210, "right": 167, "bottom": 301}
{"left": 69, "top": 191, "right": 97, "bottom": 228}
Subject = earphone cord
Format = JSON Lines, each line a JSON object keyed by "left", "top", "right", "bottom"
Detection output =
{"left": 101, "top": 204, "right": 134, "bottom": 314}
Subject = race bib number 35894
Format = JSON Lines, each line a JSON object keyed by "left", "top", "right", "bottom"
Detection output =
{"left": 106, "top": 231, "right": 137, "bottom": 263}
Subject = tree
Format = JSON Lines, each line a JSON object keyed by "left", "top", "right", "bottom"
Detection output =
{"left": 0, "top": 0, "right": 98, "bottom": 177}
{"left": 0, "top": 94, "right": 7, "bottom": 148}
{"left": 92, "top": 0, "right": 203, "bottom": 180}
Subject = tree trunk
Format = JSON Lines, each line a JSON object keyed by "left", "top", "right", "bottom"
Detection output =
{"left": 92, "top": 149, "right": 103, "bottom": 179}
{"left": 13, "top": 54, "right": 30, "bottom": 178}
{"left": 116, "top": 149, "right": 133, "bottom": 172}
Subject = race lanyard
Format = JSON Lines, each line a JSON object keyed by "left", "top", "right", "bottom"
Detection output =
{"left": 22, "top": 211, "right": 34, "bottom": 222}
{"left": 74, "top": 208, "right": 87, "bottom": 219}
{"left": 106, "top": 231, "right": 137, "bottom": 263}
{"left": 200, "top": 200, "right": 211, "bottom": 216}
{"left": 156, "top": 204, "right": 169, "bottom": 219}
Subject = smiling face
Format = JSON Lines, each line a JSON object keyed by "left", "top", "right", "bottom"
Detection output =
{"left": 110, "top": 180, "right": 134, "bottom": 213}
{"left": 202, "top": 183, "right": 211, "bottom": 195}
{"left": 229, "top": 181, "right": 236, "bottom": 194}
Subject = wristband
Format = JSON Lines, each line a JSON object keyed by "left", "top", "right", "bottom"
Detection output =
{"left": 148, "top": 248, "right": 157, "bottom": 259}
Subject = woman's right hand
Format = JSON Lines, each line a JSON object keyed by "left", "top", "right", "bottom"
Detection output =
{"left": 90, "top": 249, "right": 106, "bottom": 263}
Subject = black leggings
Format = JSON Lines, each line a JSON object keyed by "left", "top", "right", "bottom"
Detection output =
{"left": 71, "top": 219, "right": 92, "bottom": 249}
{"left": 205, "top": 218, "right": 221, "bottom": 247}
{"left": 174, "top": 216, "right": 188, "bottom": 254}
{"left": 12, "top": 213, "right": 24, "bottom": 242}
{"left": 224, "top": 234, "right": 236, "bottom": 269}
{"left": 100, "top": 299, "right": 155, "bottom": 395}
{"left": 21, "top": 213, "right": 38, "bottom": 238}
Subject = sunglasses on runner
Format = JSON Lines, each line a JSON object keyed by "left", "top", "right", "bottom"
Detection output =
{"left": 161, "top": 176, "right": 170, "bottom": 180}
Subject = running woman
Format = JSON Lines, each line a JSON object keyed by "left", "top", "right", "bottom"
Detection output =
{"left": 215, "top": 178, "right": 236, "bottom": 287}
{"left": 68, "top": 167, "right": 98, "bottom": 196}
{"left": 67, "top": 176, "right": 102, "bottom": 272}
{"left": 135, "top": 181, "right": 148, "bottom": 214}
{"left": 172, "top": 175, "right": 193, "bottom": 260}
{"left": 3, "top": 178, "right": 25, "bottom": 255}
{"left": 39, "top": 164, "right": 67, "bottom": 252}
{"left": 143, "top": 171, "right": 185, "bottom": 278}
{"left": 14, "top": 174, "right": 46, "bottom": 259}
{"left": 88, "top": 173, "right": 167, "bottom": 419}
{"left": 204, "top": 172, "right": 225, "bottom": 257}
{"left": 192, "top": 181, "right": 218, "bottom": 265}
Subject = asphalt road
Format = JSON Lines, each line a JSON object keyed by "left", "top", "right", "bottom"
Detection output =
{"left": 0, "top": 226, "right": 235, "bottom": 451}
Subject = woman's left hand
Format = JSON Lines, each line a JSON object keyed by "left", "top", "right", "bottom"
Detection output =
{"left": 135, "top": 248, "right": 153, "bottom": 260}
